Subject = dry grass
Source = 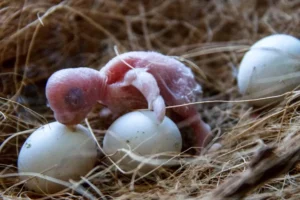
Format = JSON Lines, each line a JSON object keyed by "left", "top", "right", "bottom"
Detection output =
{"left": 1, "top": 0, "right": 300, "bottom": 199}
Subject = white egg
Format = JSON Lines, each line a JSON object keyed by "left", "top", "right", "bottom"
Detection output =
{"left": 103, "top": 111, "right": 182, "bottom": 173}
{"left": 238, "top": 34, "right": 300, "bottom": 106}
{"left": 18, "top": 122, "right": 98, "bottom": 193}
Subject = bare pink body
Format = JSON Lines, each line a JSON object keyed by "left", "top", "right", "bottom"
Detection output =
{"left": 46, "top": 51, "right": 211, "bottom": 152}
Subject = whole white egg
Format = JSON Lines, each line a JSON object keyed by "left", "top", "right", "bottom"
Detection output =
{"left": 18, "top": 122, "right": 98, "bottom": 193}
{"left": 238, "top": 34, "right": 300, "bottom": 106}
{"left": 103, "top": 111, "right": 182, "bottom": 173}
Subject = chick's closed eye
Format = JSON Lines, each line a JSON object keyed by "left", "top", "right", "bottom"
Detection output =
{"left": 64, "top": 87, "right": 85, "bottom": 109}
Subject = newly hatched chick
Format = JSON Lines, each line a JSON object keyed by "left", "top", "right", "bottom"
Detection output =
{"left": 46, "top": 51, "right": 211, "bottom": 153}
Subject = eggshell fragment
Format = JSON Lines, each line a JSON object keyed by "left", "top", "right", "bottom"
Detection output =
{"left": 238, "top": 34, "right": 300, "bottom": 106}
{"left": 18, "top": 122, "right": 98, "bottom": 194}
{"left": 103, "top": 111, "right": 182, "bottom": 173}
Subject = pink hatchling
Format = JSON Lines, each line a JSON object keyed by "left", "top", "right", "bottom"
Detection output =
{"left": 46, "top": 51, "right": 211, "bottom": 152}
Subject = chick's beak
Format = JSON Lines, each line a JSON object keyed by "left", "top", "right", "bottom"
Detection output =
{"left": 54, "top": 110, "right": 87, "bottom": 125}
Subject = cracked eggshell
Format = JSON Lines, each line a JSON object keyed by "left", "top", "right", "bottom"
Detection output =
{"left": 103, "top": 111, "right": 182, "bottom": 173}
{"left": 238, "top": 34, "right": 300, "bottom": 106}
{"left": 18, "top": 122, "right": 98, "bottom": 194}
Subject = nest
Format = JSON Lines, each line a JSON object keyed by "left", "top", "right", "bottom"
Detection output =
{"left": 1, "top": 0, "right": 300, "bottom": 199}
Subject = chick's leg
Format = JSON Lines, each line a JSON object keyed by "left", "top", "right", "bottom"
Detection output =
{"left": 123, "top": 69, "right": 166, "bottom": 122}
{"left": 173, "top": 105, "right": 212, "bottom": 154}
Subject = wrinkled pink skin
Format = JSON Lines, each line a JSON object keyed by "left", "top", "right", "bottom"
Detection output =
{"left": 46, "top": 51, "right": 211, "bottom": 153}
